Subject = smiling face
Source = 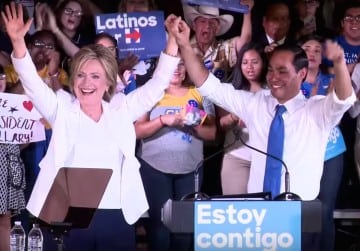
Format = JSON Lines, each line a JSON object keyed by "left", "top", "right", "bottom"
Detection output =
{"left": 263, "top": 3, "right": 290, "bottom": 42}
{"left": 301, "top": 39, "right": 322, "bottom": 70}
{"left": 266, "top": 50, "right": 307, "bottom": 103}
{"left": 342, "top": 7, "right": 360, "bottom": 44}
{"left": 73, "top": 59, "right": 109, "bottom": 107}
{"left": 241, "top": 49, "right": 264, "bottom": 82}
{"left": 28, "top": 32, "right": 56, "bottom": 69}
{"left": 60, "top": 1, "right": 83, "bottom": 33}
{"left": 193, "top": 16, "right": 220, "bottom": 46}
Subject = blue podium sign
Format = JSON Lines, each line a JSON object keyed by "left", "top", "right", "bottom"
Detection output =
{"left": 194, "top": 201, "right": 301, "bottom": 250}
{"left": 95, "top": 11, "right": 166, "bottom": 59}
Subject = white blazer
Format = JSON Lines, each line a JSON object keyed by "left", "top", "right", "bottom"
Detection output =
{"left": 12, "top": 50, "right": 179, "bottom": 224}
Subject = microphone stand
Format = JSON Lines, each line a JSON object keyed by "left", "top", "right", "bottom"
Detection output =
{"left": 181, "top": 130, "right": 239, "bottom": 201}
{"left": 237, "top": 132, "right": 301, "bottom": 201}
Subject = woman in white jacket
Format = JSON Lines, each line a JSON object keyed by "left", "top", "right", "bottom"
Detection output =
{"left": 2, "top": 3, "right": 180, "bottom": 250}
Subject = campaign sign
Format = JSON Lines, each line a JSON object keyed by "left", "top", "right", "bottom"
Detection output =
{"left": 325, "top": 126, "right": 346, "bottom": 161}
{"left": 194, "top": 201, "right": 301, "bottom": 251}
{"left": 186, "top": 0, "right": 249, "bottom": 13}
{"left": 95, "top": 11, "right": 166, "bottom": 59}
{"left": 0, "top": 92, "right": 45, "bottom": 144}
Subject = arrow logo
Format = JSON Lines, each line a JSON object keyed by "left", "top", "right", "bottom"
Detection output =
{"left": 125, "top": 28, "right": 141, "bottom": 44}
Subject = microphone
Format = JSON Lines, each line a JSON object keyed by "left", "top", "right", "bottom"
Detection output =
{"left": 181, "top": 130, "right": 239, "bottom": 201}
{"left": 235, "top": 130, "right": 301, "bottom": 201}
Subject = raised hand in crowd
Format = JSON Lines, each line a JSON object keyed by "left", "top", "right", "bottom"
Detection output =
{"left": 324, "top": 40, "right": 353, "bottom": 100}
{"left": 168, "top": 16, "right": 191, "bottom": 49}
{"left": 324, "top": 40, "right": 345, "bottom": 64}
{"left": 34, "top": 2, "right": 47, "bottom": 31}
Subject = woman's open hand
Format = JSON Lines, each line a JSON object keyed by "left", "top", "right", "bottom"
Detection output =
{"left": 1, "top": 2, "right": 32, "bottom": 57}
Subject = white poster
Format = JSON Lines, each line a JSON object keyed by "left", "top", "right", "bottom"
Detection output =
{"left": 0, "top": 92, "right": 45, "bottom": 144}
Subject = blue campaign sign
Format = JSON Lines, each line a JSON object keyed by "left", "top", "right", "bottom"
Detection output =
{"left": 325, "top": 126, "right": 346, "bottom": 161}
{"left": 194, "top": 201, "right": 301, "bottom": 250}
{"left": 95, "top": 11, "right": 166, "bottom": 59}
{"left": 186, "top": 0, "right": 249, "bottom": 13}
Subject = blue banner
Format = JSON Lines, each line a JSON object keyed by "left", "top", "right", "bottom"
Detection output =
{"left": 95, "top": 11, "right": 166, "bottom": 59}
{"left": 325, "top": 126, "right": 346, "bottom": 161}
{"left": 194, "top": 201, "right": 301, "bottom": 250}
{"left": 186, "top": 0, "right": 249, "bottom": 13}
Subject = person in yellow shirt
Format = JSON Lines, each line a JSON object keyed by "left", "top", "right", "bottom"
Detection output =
{"left": 5, "top": 29, "right": 68, "bottom": 94}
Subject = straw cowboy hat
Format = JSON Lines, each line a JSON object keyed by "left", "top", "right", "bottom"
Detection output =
{"left": 183, "top": 4, "right": 234, "bottom": 36}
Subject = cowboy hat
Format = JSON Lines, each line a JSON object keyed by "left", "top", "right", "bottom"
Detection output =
{"left": 183, "top": 4, "right": 234, "bottom": 36}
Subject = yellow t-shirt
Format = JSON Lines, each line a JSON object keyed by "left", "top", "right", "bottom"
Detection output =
{"left": 5, "top": 64, "right": 69, "bottom": 88}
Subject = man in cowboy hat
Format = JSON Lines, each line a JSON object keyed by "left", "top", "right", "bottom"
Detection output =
{"left": 182, "top": 0, "right": 254, "bottom": 82}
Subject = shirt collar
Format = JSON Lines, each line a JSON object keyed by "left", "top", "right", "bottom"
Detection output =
{"left": 267, "top": 91, "right": 306, "bottom": 115}
{"left": 266, "top": 34, "right": 286, "bottom": 45}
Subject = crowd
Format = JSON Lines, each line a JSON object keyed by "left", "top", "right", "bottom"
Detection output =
{"left": 0, "top": 0, "right": 359, "bottom": 251}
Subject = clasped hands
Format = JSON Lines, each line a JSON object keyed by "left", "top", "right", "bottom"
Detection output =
{"left": 164, "top": 14, "right": 192, "bottom": 48}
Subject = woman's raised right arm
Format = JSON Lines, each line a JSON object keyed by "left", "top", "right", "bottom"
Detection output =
{"left": 2, "top": 2, "right": 58, "bottom": 122}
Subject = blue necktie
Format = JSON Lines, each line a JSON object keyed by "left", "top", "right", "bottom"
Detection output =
{"left": 263, "top": 105, "right": 286, "bottom": 198}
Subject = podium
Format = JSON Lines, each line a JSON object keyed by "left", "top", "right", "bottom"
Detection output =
{"left": 38, "top": 167, "right": 112, "bottom": 227}
{"left": 36, "top": 167, "right": 112, "bottom": 250}
{"left": 162, "top": 199, "right": 322, "bottom": 234}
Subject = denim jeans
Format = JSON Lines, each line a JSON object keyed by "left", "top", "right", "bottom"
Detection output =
{"left": 139, "top": 158, "right": 203, "bottom": 251}
{"left": 317, "top": 154, "right": 344, "bottom": 251}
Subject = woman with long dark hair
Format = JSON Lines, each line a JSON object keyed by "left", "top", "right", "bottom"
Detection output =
{"left": 220, "top": 42, "right": 267, "bottom": 195}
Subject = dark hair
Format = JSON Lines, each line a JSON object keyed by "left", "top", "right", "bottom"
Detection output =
{"left": 262, "top": 0, "right": 299, "bottom": 40}
{"left": 271, "top": 44, "right": 308, "bottom": 72}
{"left": 118, "top": 0, "right": 157, "bottom": 12}
{"left": 264, "top": 0, "right": 297, "bottom": 23}
{"left": 296, "top": 34, "right": 331, "bottom": 73}
{"left": 340, "top": 1, "right": 360, "bottom": 19}
{"left": 55, "top": 0, "right": 86, "bottom": 31}
{"left": 232, "top": 42, "right": 267, "bottom": 90}
{"left": 296, "top": 34, "right": 325, "bottom": 47}
{"left": 26, "top": 29, "right": 58, "bottom": 49}
{"left": 93, "top": 32, "right": 118, "bottom": 58}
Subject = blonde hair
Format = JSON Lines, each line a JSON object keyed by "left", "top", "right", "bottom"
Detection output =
{"left": 69, "top": 44, "right": 118, "bottom": 101}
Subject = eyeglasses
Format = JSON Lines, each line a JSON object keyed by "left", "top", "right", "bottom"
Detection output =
{"left": 0, "top": 74, "right": 5, "bottom": 80}
{"left": 33, "top": 40, "right": 55, "bottom": 50}
{"left": 63, "top": 8, "right": 83, "bottom": 17}
{"left": 344, "top": 15, "right": 360, "bottom": 23}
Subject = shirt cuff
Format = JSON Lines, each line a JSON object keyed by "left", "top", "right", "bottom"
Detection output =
{"left": 152, "top": 52, "right": 180, "bottom": 79}
{"left": 330, "top": 88, "right": 356, "bottom": 105}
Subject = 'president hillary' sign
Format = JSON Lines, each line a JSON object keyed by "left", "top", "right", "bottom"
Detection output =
{"left": 95, "top": 11, "right": 166, "bottom": 59}
{"left": 0, "top": 92, "right": 45, "bottom": 144}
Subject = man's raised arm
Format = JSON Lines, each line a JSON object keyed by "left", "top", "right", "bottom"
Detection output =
{"left": 173, "top": 19, "right": 209, "bottom": 88}
{"left": 325, "top": 40, "right": 354, "bottom": 100}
